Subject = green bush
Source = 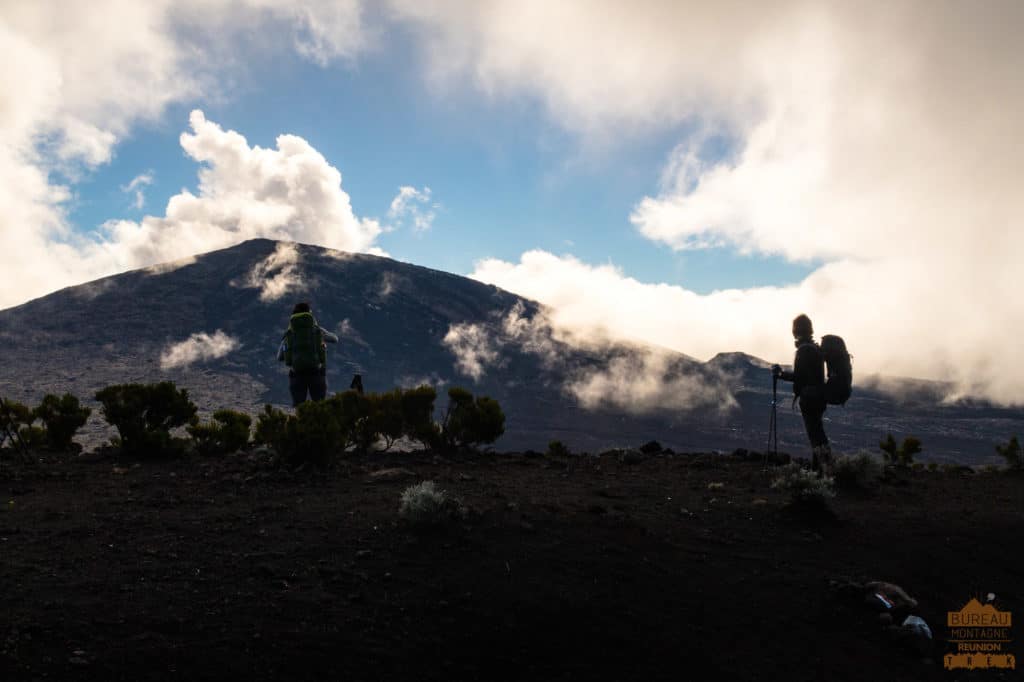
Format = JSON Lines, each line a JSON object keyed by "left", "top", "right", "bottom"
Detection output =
{"left": 18, "top": 425, "right": 47, "bottom": 451}
{"left": 547, "top": 440, "right": 571, "bottom": 457}
{"left": 832, "top": 451, "right": 885, "bottom": 490}
{"left": 95, "top": 382, "right": 198, "bottom": 457}
{"left": 254, "top": 404, "right": 289, "bottom": 449}
{"left": 33, "top": 393, "right": 91, "bottom": 452}
{"left": 771, "top": 462, "right": 835, "bottom": 507}
{"left": 0, "top": 398, "right": 34, "bottom": 453}
{"left": 400, "top": 385, "right": 440, "bottom": 448}
{"left": 187, "top": 409, "right": 252, "bottom": 456}
{"left": 253, "top": 385, "right": 443, "bottom": 463}
{"left": 995, "top": 436, "right": 1022, "bottom": 470}
{"left": 441, "top": 387, "right": 505, "bottom": 450}
{"left": 879, "top": 433, "right": 921, "bottom": 468}
{"left": 287, "top": 397, "right": 347, "bottom": 467}
{"left": 369, "top": 389, "right": 404, "bottom": 451}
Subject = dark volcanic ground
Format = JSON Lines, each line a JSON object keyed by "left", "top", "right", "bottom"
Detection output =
{"left": 1, "top": 449, "right": 1021, "bottom": 681}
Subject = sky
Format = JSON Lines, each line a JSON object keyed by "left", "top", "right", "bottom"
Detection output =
{"left": 2, "top": 0, "right": 1022, "bottom": 403}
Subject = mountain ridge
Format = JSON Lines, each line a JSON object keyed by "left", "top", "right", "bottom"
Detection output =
{"left": 1, "top": 238, "right": 1021, "bottom": 462}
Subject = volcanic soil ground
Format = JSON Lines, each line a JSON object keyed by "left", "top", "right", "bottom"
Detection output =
{"left": 1, "top": 448, "right": 1022, "bottom": 681}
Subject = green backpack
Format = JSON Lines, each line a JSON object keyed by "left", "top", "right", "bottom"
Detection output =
{"left": 284, "top": 312, "right": 326, "bottom": 371}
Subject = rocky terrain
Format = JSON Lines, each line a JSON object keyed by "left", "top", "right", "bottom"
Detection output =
{"left": 0, "top": 239, "right": 1021, "bottom": 463}
{"left": 1, "top": 447, "right": 1021, "bottom": 681}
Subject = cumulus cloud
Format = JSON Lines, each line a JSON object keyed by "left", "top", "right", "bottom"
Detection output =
{"left": 442, "top": 301, "right": 736, "bottom": 411}
{"left": 567, "top": 351, "right": 736, "bottom": 414}
{"left": 392, "top": 0, "right": 1024, "bottom": 404}
{"left": 0, "top": 109, "right": 384, "bottom": 308}
{"left": 234, "top": 242, "right": 302, "bottom": 302}
{"left": 388, "top": 186, "right": 437, "bottom": 232}
{"left": 0, "top": 1, "right": 369, "bottom": 309}
{"left": 160, "top": 330, "right": 240, "bottom": 369}
{"left": 442, "top": 322, "right": 501, "bottom": 381}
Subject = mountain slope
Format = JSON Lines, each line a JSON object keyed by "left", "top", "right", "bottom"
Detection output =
{"left": 0, "top": 239, "right": 1021, "bottom": 461}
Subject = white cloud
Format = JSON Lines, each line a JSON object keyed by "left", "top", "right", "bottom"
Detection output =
{"left": 566, "top": 350, "right": 736, "bottom": 414}
{"left": 122, "top": 172, "right": 154, "bottom": 210}
{"left": 442, "top": 322, "right": 500, "bottom": 381}
{"left": 0, "top": 1, "right": 368, "bottom": 309}
{"left": 160, "top": 330, "right": 240, "bottom": 369}
{"left": 0, "top": 109, "right": 384, "bottom": 308}
{"left": 388, "top": 185, "right": 437, "bottom": 232}
{"left": 441, "top": 301, "right": 737, "bottom": 412}
{"left": 101, "top": 111, "right": 382, "bottom": 269}
{"left": 234, "top": 242, "right": 302, "bottom": 302}
{"left": 392, "top": 1, "right": 1024, "bottom": 404}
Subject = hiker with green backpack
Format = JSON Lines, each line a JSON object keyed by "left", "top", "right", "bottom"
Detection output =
{"left": 277, "top": 302, "right": 339, "bottom": 406}
{"left": 771, "top": 314, "right": 852, "bottom": 476}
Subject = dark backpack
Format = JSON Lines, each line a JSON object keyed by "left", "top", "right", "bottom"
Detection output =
{"left": 820, "top": 334, "right": 852, "bottom": 405}
{"left": 285, "top": 312, "right": 325, "bottom": 372}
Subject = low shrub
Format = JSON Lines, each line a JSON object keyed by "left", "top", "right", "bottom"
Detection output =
{"left": 254, "top": 405, "right": 289, "bottom": 449}
{"left": 879, "top": 434, "right": 921, "bottom": 468}
{"left": 283, "top": 397, "right": 347, "bottom": 467}
{"left": 95, "top": 382, "right": 198, "bottom": 457}
{"left": 400, "top": 385, "right": 440, "bottom": 449}
{"left": 187, "top": 409, "right": 252, "bottom": 455}
{"left": 995, "top": 436, "right": 1022, "bottom": 470}
{"left": 832, "top": 451, "right": 885, "bottom": 490}
{"left": 441, "top": 387, "right": 505, "bottom": 450}
{"left": 0, "top": 398, "right": 34, "bottom": 453}
{"left": 547, "top": 440, "right": 570, "bottom": 458}
{"left": 33, "top": 393, "right": 91, "bottom": 452}
{"left": 771, "top": 462, "right": 835, "bottom": 507}
{"left": 398, "top": 480, "right": 465, "bottom": 525}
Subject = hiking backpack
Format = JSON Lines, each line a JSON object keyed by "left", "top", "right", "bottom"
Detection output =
{"left": 820, "top": 334, "right": 852, "bottom": 406}
{"left": 285, "top": 312, "right": 325, "bottom": 372}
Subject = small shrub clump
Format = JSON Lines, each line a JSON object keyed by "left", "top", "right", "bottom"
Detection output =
{"left": 95, "top": 382, "right": 198, "bottom": 457}
{"left": 879, "top": 434, "right": 922, "bottom": 468}
{"left": 441, "top": 387, "right": 505, "bottom": 450}
{"left": 398, "top": 480, "right": 465, "bottom": 525}
{"left": 547, "top": 440, "right": 570, "bottom": 458}
{"left": 254, "top": 404, "right": 289, "bottom": 449}
{"left": 33, "top": 393, "right": 91, "bottom": 452}
{"left": 0, "top": 398, "right": 35, "bottom": 455}
{"left": 187, "top": 410, "right": 252, "bottom": 456}
{"left": 995, "top": 436, "right": 1022, "bottom": 471}
{"left": 771, "top": 462, "right": 835, "bottom": 507}
{"left": 831, "top": 451, "right": 885, "bottom": 490}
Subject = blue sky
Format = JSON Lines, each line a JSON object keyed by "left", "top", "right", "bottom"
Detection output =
{"left": 64, "top": 28, "right": 815, "bottom": 295}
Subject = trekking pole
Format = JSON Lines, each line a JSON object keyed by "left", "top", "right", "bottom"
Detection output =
{"left": 765, "top": 373, "right": 778, "bottom": 471}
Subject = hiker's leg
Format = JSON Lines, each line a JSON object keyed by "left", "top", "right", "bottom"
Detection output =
{"left": 289, "top": 370, "right": 309, "bottom": 407}
{"left": 800, "top": 398, "right": 828, "bottom": 470}
{"left": 310, "top": 369, "right": 327, "bottom": 401}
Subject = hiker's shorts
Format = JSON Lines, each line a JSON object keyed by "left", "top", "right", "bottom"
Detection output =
{"left": 289, "top": 368, "right": 327, "bottom": 406}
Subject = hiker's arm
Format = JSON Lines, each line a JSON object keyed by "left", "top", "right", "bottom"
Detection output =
{"left": 319, "top": 326, "right": 339, "bottom": 343}
{"left": 773, "top": 364, "right": 794, "bottom": 382}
